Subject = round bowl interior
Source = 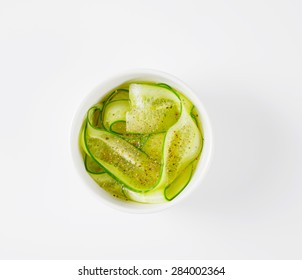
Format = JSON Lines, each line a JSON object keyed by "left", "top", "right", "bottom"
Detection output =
{"left": 70, "top": 69, "right": 213, "bottom": 213}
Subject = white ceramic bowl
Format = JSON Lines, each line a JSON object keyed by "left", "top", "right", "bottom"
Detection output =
{"left": 70, "top": 69, "right": 213, "bottom": 213}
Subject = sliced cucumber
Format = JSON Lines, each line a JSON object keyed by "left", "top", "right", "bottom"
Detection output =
{"left": 190, "top": 106, "right": 203, "bottom": 132}
{"left": 108, "top": 89, "right": 129, "bottom": 102}
{"left": 103, "top": 100, "right": 130, "bottom": 133}
{"left": 105, "top": 121, "right": 150, "bottom": 149}
{"left": 161, "top": 106, "right": 202, "bottom": 185}
{"left": 89, "top": 172, "right": 127, "bottom": 200}
{"left": 123, "top": 187, "right": 166, "bottom": 204}
{"left": 180, "top": 93, "right": 193, "bottom": 112}
{"left": 84, "top": 124, "right": 161, "bottom": 192}
{"left": 142, "top": 133, "right": 166, "bottom": 163}
{"left": 157, "top": 83, "right": 193, "bottom": 111}
{"left": 123, "top": 173, "right": 196, "bottom": 204}
{"left": 84, "top": 154, "right": 104, "bottom": 174}
{"left": 87, "top": 103, "right": 103, "bottom": 129}
{"left": 125, "top": 135, "right": 149, "bottom": 149}
{"left": 164, "top": 163, "right": 193, "bottom": 200}
{"left": 80, "top": 104, "right": 103, "bottom": 154}
{"left": 126, "top": 84, "right": 181, "bottom": 133}
{"left": 110, "top": 121, "right": 126, "bottom": 134}
{"left": 156, "top": 83, "right": 174, "bottom": 91}
{"left": 80, "top": 123, "right": 89, "bottom": 154}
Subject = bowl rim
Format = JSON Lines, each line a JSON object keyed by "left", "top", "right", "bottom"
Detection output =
{"left": 70, "top": 69, "right": 213, "bottom": 213}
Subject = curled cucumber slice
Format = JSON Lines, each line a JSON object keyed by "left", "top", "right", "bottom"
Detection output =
{"left": 142, "top": 133, "right": 166, "bottom": 163}
{"left": 87, "top": 103, "right": 103, "bottom": 129}
{"left": 190, "top": 106, "right": 203, "bottom": 133}
{"left": 90, "top": 172, "right": 127, "bottom": 200}
{"left": 124, "top": 163, "right": 193, "bottom": 203}
{"left": 125, "top": 135, "right": 149, "bottom": 149}
{"left": 164, "top": 163, "right": 193, "bottom": 201}
{"left": 123, "top": 187, "right": 166, "bottom": 204}
{"left": 84, "top": 124, "right": 161, "bottom": 192}
{"left": 126, "top": 84, "right": 181, "bottom": 133}
{"left": 108, "top": 89, "right": 129, "bottom": 102}
{"left": 103, "top": 100, "right": 130, "bottom": 133}
{"left": 84, "top": 154, "right": 104, "bottom": 174}
{"left": 160, "top": 104, "right": 202, "bottom": 185}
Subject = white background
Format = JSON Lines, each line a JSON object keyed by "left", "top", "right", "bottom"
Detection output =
{"left": 0, "top": 0, "right": 301, "bottom": 259}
